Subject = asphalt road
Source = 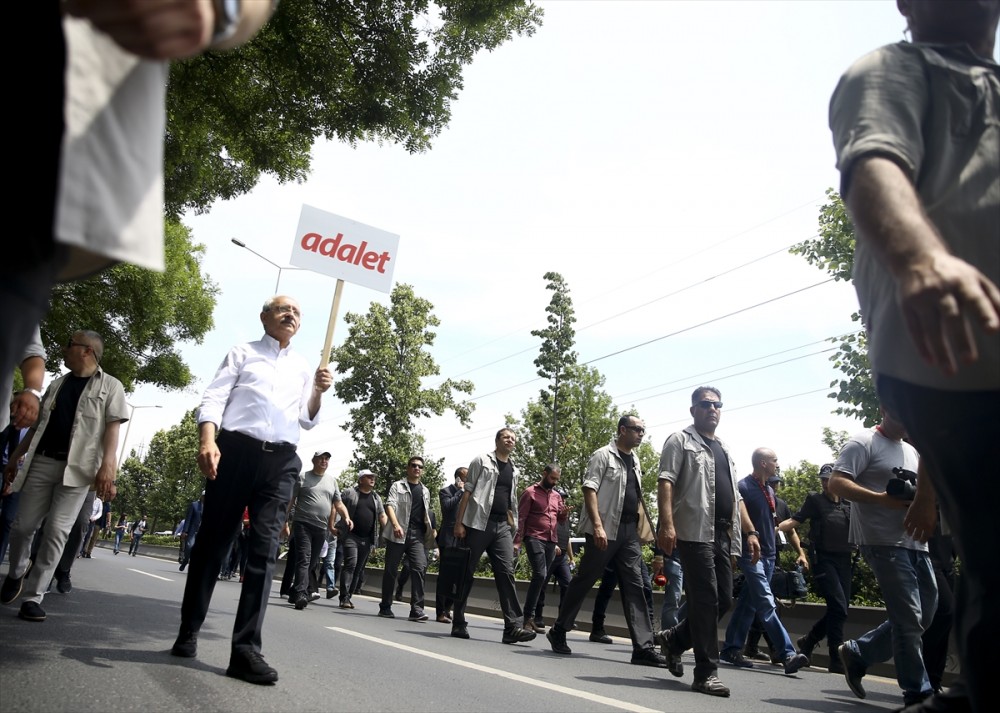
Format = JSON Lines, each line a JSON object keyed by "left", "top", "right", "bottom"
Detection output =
{"left": 0, "top": 549, "right": 907, "bottom": 713}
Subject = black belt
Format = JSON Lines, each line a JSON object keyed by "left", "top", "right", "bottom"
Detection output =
{"left": 715, "top": 518, "right": 733, "bottom": 529}
{"left": 220, "top": 429, "right": 297, "bottom": 454}
{"left": 488, "top": 512, "right": 508, "bottom": 523}
{"left": 37, "top": 449, "right": 68, "bottom": 461}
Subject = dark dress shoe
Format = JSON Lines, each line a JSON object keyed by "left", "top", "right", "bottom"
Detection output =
{"left": 171, "top": 630, "right": 198, "bottom": 658}
{"left": 589, "top": 628, "right": 613, "bottom": 644}
{"left": 226, "top": 650, "right": 278, "bottom": 685}
{"left": 451, "top": 625, "right": 470, "bottom": 639}
{"left": 546, "top": 627, "right": 572, "bottom": 654}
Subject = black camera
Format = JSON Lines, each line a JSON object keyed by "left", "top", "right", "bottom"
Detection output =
{"left": 887, "top": 467, "right": 917, "bottom": 501}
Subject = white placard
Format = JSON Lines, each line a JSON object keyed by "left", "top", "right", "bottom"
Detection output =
{"left": 290, "top": 204, "right": 399, "bottom": 293}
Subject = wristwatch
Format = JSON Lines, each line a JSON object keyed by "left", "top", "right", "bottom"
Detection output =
{"left": 211, "top": 0, "right": 242, "bottom": 45}
{"left": 747, "top": 530, "right": 760, "bottom": 538}
{"left": 19, "top": 388, "right": 42, "bottom": 400}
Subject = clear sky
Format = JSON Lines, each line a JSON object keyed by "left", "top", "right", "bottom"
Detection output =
{"left": 121, "top": 0, "right": 919, "bottom": 480}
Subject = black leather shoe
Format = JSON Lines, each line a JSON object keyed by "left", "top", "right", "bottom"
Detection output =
{"left": 294, "top": 594, "right": 308, "bottom": 610}
{"left": 0, "top": 573, "right": 24, "bottom": 605}
{"left": 721, "top": 648, "right": 754, "bottom": 668}
{"left": 226, "top": 650, "right": 278, "bottom": 685}
{"left": 377, "top": 608, "right": 395, "bottom": 618}
{"left": 783, "top": 652, "right": 809, "bottom": 674}
{"left": 408, "top": 612, "right": 429, "bottom": 622}
{"left": 839, "top": 642, "right": 867, "bottom": 699}
{"left": 796, "top": 635, "right": 815, "bottom": 660}
{"left": 451, "top": 625, "right": 470, "bottom": 639}
{"left": 653, "top": 628, "right": 684, "bottom": 677}
{"left": 546, "top": 627, "right": 572, "bottom": 655}
{"left": 589, "top": 628, "right": 613, "bottom": 644}
{"left": 692, "top": 676, "right": 730, "bottom": 697}
{"left": 630, "top": 648, "right": 668, "bottom": 668}
{"left": 55, "top": 571, "right": 72, "bottom": 594}
{"left": 502, "top": 626, "right": 536, "bottom": 644}
{"left": 171, "top": 630, "right": 198, "bottom": 658}
{"left": 17, "top": 601, "right": 46, "bottom": 622}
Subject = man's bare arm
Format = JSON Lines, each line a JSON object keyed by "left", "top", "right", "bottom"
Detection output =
{"left": 845, "top": 156, "right": 1000, "bottom": 374}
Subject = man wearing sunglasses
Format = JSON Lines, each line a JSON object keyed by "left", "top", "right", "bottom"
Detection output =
{"left": 654, "top": 386, "right": 760, "bottom": 698}
{"left": 452, "top": 428, "right": 534, "bottom": 644}
{"left": 380, "top": 456, "right": 436, "bottom": 622}
{"left": 1, "top": 330, "right": 127, "bottom": 624}
{"left": 545, "top": 415, "right": 665, "bottom": 668}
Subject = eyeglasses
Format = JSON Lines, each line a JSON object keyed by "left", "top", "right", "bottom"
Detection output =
{"left": 408, "top": 463, "right": 424, "bottom": 470}
{"left": 624, "top": 426, "right": 645, "bottom": 435}
{"left": 270, "top": 304, "right": 301, "bottom": 317}
{"left": 66, "top": 340, "right": 91, "bottom": 351}
{"left": 696, "top": 400, "right": 723, "bottom": 410}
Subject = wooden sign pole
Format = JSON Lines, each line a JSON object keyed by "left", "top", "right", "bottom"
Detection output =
{"left": 320, "top": 278, "right": 345, "bottom": 368}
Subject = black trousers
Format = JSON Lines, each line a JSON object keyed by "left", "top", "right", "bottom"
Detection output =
{"left": 592, "top": 558, "right": 655, "bottom": 638}
{"left": 671, "top": 526, "right": 734, "bottom": 681}
{"left": 535, "top": 550, "right": 572, "bottom": 621}
{"left": 555, "top": 521, "right": 654, "bottom": 651}
{"left": 802, "top": 550, "right": 853, "bottom": 656}
{"left": 340, "top": 532, "right": 373, "bottom": 604}
{"left": 179, "top": 431, "right": 300, "bottom": 654}
{"left": 292, "top": 521, "right": 327, "bottom": 598}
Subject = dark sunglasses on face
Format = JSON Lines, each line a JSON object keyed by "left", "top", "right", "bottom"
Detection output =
{"left": 696, "top": 400, "right": 723, "bottom": 410}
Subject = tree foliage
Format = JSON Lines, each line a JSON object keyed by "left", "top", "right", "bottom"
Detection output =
{"left": 42, "top": 220, "right": 217, "bottom": 392}
{"left": 509, "top": 364, "right": 619, "bottom": 517}
{"left": 116, "top": 410, "right": 204, "bottom": 530}
{"left": 790, "top": 188, "right": 879, "bottom": 425}
{"left": 331, "top": 283, "right": 473, "bottom": 496}
{"left": 528, "top": 271, "right": 580, "bottom": 463}
{"left": 165, "top": 0, "right": 544, "bottom": 216}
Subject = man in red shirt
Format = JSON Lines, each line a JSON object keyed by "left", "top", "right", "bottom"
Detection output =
{"left": 515, "top": 464, "right": 568, "bottom": 633}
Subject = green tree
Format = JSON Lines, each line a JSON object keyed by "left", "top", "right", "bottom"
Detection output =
{"left": 790, "top": 189, "right": 879, "bottom": 425}
{"left": 510, "top": 364, "right": 619, "bottom": 519}
{"left": 116, "top": 410, "right": 203, "bottom": 531}
{"left": 821, "top": 427, "right": 850, "bottom": 460}
{"left": 530, "top": 272, "right": 578, "bottom": 463}
{"left": 331, "top": 284, "right": 473, "bottom": 497}
{"left": 42, "top": 220, "right": 217, "bottom": 392}
{"left": 165, "top": 0, "right": 544, "bottom": 216}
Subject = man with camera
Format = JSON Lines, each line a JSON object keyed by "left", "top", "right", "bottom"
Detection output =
{"left": 827, "top": 408, "right": 938, "bottom": 708}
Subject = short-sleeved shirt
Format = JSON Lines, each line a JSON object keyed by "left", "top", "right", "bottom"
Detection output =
{"left": 738, "top": 476, "right": 778, "bottom": 559}
{"left": 793, "top": 493, "right": 852, "bottom": 554}
{"left": 830, "top": 41, "right": 999, "bottom": 391}
{"left": 291, "top": 470, "right": 341, "bottom": 530}
{"left": 834, "top": 428, "right": 924, "bottom": 551}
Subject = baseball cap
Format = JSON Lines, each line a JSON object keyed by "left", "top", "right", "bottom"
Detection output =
{"left": 357, "top": 468, "right": 376, "bottom": 479}
{"left": 313, "top": 451, "right": 332, "bottom": 459}
{"left": 819, "top": 463, "right": 834, "bottom": 479}
{"left": 767, "top": 475, "right": 783, "bottom": 485}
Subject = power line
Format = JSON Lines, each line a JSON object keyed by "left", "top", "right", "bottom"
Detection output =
{"left": 612, "top": 331, "right": 858, "bottom": 401}
{"left": 584, "top": 278, "right": 835, "bottom": 366}
{"left": 617, "top": 347, "right": 837, "bottom": 407}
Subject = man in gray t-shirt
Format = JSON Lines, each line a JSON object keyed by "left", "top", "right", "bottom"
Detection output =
{"left": 283, "top": 451, "right": 352, "bottom": 609}
{"left": 828, "top": 409, "right": 937, "bottom": 707}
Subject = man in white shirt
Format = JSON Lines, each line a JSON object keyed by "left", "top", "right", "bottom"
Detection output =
{"left": 171, "top": 296, "right": 332, "bottom": 685}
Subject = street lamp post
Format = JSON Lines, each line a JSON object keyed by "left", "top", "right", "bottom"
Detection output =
{"left": 118, "top": 404, "right": 162, "bottom": 468}
{"left": 230, "top": 238, "right": 304, "bottom": 293}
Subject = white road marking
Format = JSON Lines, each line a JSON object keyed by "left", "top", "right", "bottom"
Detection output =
{"left": 328, "top": 626, "right": 659, "bottom": 713}
{"left": 127, "top": 569, "right": 172, "bottom": 582}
